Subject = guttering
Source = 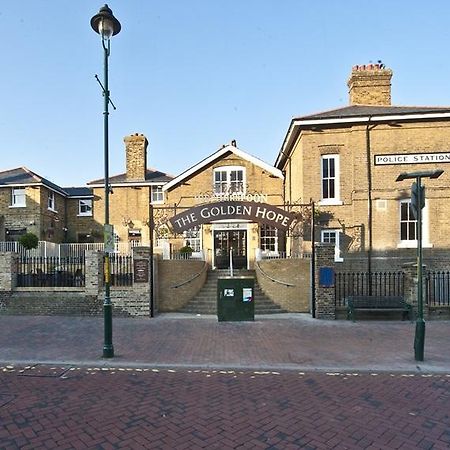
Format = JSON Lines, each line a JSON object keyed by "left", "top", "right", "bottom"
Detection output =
{"left": 88, "top": 181, "right": 166, "bottom": 188}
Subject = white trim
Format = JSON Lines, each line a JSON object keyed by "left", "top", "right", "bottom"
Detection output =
{"left": 164, "top": 145, "right": 283, "bottom": 192}
{"left": 321, "top": 229, "right": 343, "bottom": 262}
{"left": 320, "top": 154, "right": 340, "bottom": 203}
{"left": 88, "top": 181, "right": 168, "bottom": 188}
{"left": 398, "top": 199, "right": 431, "bottom": 247}
{"left": 276, "top": 111, "right": 450, "bottom": 168}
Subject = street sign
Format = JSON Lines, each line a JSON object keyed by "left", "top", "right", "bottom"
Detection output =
{"left": 104, "top": 224, "right": 115, "bottom": 253}
{"left": 410, "top": 182, "right": 425, "bottom": 219}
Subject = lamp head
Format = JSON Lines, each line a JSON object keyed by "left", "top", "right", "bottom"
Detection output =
{"left": 90, "top": 4, "right": 121, "bottom": 40}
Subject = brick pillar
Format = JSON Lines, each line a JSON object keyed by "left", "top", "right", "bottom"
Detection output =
{"left": 130, "top": 247, "right": 151, "bottom": 316}
{"left": 314, "top": 243, "right": 336, "bottom": 320}
{"left": 85, "top": 250, "right": 103, "bottom": 296}
{"left": 0, "top": 252, "right": 18, "bottom": 291}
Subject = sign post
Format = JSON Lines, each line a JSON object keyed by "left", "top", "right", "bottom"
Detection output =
{"left": 396, "top": 169, "right": 444, "bottom": 361}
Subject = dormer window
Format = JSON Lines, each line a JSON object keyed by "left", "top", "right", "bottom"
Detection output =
{"left": 213, "top": 167, "right": 245, "bottom": 195}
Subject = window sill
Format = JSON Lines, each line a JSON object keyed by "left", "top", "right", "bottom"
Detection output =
{"left": 9, "top": 205, "right": 26, "bottom": 208}
{"left": 318, "top": 200, "right": 343, "bottom": 206}
{"left": 151, "top": 201, "right": 164, "bottom": 205}
{"left": 397, "top": 242, "right": 433, "bottom": 249}
{"left": 77, "top": 213, "right": 93, "bottom": 217}
{"left": 48, "top": 208, "right": 58, "bottom": 213}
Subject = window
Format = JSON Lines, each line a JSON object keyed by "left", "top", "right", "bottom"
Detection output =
{"left": 400, "top": 200, "right": 417, "bottom": 241}
{"left": 48, "top": 192, "right": 56, "bottom": 211}
{"left": 78, "top": 199, "right": 93, "bottom": 216}
{"left": 184, "top": 225, "right": 201, "bottom": 252}
{"left": 260, "top": 225, "right": 278, "bottom": 253}
{"left": 151, "top": 185, "right": 164, "bottom": 203}
{"left": 321, "top": 229, "right": 343, "bottom": 262}
{"left": 11, "top": 188, "right": 26, "bottom": 207}
{"left": 213, "top": 167, "right": 245, "bottom": 195}
{"left": 320, "top": 155, "right": 340, "bottom": 204}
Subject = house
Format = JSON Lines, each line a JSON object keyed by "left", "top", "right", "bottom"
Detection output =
{"left": 275, "top": 63, "right": 450, "bottom": 270}
{"left": 87, "top": 133, "right": 173, "bottom": 245}
{"left": 0, "top": 167, "right": 95, "bottom": 243}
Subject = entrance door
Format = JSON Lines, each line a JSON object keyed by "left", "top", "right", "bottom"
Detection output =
{"left": 214, "top": 230, "right": 247, "bottom": 269}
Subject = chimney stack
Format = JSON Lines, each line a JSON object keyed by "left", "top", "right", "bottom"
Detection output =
{"left": 124, "top": 133, "right": 148, "bottom": 181}
{"left": 347, "top": 63, "right": 393, "bottom": 106}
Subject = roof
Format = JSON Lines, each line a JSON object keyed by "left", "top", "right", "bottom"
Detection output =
{"left": 163, "top": 144, "right": 284, "bottom": 192}
{"left": 0, "top": 167, "right": 68, "bottom": 196}
{"left": 297, "top": 105, "right": 450, "bottom": 120}
{"left": 63, "top": 187, "right": 93, "bottom": 197}
{"left": 87, "top": 169, "right": 174, "bottom": 186}
{"left": 275, "top": 104, "right": 450, "bottom": 169}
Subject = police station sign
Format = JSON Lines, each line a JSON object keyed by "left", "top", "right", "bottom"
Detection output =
{"left": 169, "top": 201, "right": 296, "bottom": 233}
{"left": 374, "top": 152, "right": 450, "bottom": 165}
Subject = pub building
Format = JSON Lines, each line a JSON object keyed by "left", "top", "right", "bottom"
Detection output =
{"left": 161, "top": 140, "right": 291, "bottom": 270}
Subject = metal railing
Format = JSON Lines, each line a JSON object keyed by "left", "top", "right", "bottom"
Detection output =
{"left": 335, "top": 271, "right": 405, "bottom": 307}
{"left": 16, "top": 256, "right": 85, "bottom": 287}
{"left": 426, "top": 271, "right": 450, "bottom": 306}
{"left": 107, "top": 254, "right": 133, "bottom": 287}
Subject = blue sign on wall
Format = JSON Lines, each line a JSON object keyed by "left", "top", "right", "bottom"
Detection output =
{"left": 319, "top": 267, "right": 335, "bottom": 287}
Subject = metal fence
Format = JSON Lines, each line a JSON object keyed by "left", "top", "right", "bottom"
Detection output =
{"left": 107, "top": 254, "right": 133, "bottom": 287}
{"left": 335, "top": 271, "right": 405, "bottom": 307}
{"left": 17, "top": 256, "right": 85, "bottom": 287}
{"left": 426, "top": 271, "right": 450, "bottom": 306}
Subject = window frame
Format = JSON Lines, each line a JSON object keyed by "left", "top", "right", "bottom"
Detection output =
{"left": 78, "top": 199, "right": 93, "bottom": 217}
{"left": 47, "top": 191, "right": 56, "bottom": 211}
{"left": 260, "top": 224, "right": 279, "bottom": 254}
{"left": 321, "top": 229, "right": 343, "bottom": 262}
{"left": 10, "top": 188, "right": 26, "bottom": 207}
{"left": 319, "top": 155, "right": 342, "bottom": 206}
{"left": 398, "top": 199, "right": 431, "bottom": 248}
{"left": 213, "top": 166, "right": 246, "bottom": 195}
{"left": 151, "top": 185, "right": 164, "bottom": 204}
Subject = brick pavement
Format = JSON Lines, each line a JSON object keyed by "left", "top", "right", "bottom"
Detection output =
{"left": 0, "top": 366, "right": 449, "bottom": 449}
{"left": 0, "top": 314, "right": 449, "bottom": 373}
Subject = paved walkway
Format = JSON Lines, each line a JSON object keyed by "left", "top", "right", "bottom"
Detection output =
{"left": 0, "top": 314, "right": 449, "bottom": 372}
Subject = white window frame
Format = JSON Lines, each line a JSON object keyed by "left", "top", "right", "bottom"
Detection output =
{"left": 48, "top": 191, "right": 56, "bottom": 211}
{"left": 398, "top": 199, "right": 431, "bottom": 248}
{"left": 213, "top": 166, "right": 246, "bottom": 195}
{"left": 260, "top": 224, "right": 279, "bottom": 255}
{"left": 11, "top": 188, "right": 26, "bottom": 207}
{"left": 151, "top": 185, "right": 164, "bottom": 204}
{"left": 321, "top": 229, "right": 343, "bottom": 262}
{"left": 183, "top": 225, "right": 202, "bottom": 255}
{"left": 319, "top": 155, "right": 342, "bottom": 206}
{"left": 78, "top": 199, "right": 93, "bottom": 216}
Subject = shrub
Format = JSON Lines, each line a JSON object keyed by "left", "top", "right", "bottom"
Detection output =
{"left": 18, "top": 232, "right": 39, "bottom": 250}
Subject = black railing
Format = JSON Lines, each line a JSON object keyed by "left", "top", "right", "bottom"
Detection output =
{"left": 335, "top": 271, "right": 405, "bottom": 307}
{"left": 17, "top": 256, "right": 85, "bottom": 287}
{"left": 107, "top": 254, "right": 133, "bottom": 287}
{"left": 426, "top": 271, "right": 450, "bottom": 306}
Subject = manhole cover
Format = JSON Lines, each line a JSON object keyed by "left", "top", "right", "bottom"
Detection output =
{"left": 18, "top": 365, "right": 71, "bottom": 378}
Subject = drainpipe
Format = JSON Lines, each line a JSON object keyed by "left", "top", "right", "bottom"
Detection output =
{"left": 365, "top": 117, "right": 374, "bottom": 294}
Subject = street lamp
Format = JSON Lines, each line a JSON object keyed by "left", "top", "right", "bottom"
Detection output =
{"left": 396, "top": 169, "right": 444, "bottom": 361}
{"left": 91, "top": 4, "right": 121, "bottom": 358}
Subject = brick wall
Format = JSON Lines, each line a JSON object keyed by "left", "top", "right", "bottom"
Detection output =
{"left": 157, "top": 260, "right": 207, "bottom": 311}
{"left": 255, "top": 258, "right": 310, "bottom": 312}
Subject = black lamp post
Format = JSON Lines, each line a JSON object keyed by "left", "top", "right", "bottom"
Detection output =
{"left": 396, "top": 169, "right": 443, "bottom": 361}
{"left": 91, "top": 4, "right": 121, "bottom": 358}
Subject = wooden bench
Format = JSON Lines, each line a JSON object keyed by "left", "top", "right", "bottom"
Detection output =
{"left": 346, "top": 296, "right": 412, "bottom": 322}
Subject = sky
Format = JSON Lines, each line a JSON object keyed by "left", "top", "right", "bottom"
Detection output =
{"left": 1, "top": 1, "right": 450, "bottom": 187}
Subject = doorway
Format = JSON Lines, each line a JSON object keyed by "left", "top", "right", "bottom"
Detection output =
{"left": 214, "top": 230, "right": 247, "bottom": 269}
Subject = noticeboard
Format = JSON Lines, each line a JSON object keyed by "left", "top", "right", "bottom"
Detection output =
{"left": 319, "top": 267, "right": 335, "bottom": 287}
{"left": 134, "top": 259, "right": 149, "bottom": 283}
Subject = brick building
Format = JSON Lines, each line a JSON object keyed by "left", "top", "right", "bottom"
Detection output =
{"left": 276, "top": 64, "right": 450, "bottom": 268}
{"left": 162, "top": 140, "right": 285, "bottom": 269}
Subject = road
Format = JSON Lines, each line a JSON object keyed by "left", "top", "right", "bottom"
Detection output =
{"left": 1, "top": 364, "right": 449, "bottom": 449}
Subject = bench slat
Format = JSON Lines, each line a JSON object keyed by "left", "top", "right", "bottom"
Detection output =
{"left": 346, "top": 295, "right": 412, "bottom": 321}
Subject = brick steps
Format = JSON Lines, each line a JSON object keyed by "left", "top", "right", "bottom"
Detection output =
{"left": 179, "top": 269, "right": 288, "bottom": 315}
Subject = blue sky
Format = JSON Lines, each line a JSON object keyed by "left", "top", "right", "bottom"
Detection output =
{"left": 1, "top": 1, "right": 450, "bottom": 187}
